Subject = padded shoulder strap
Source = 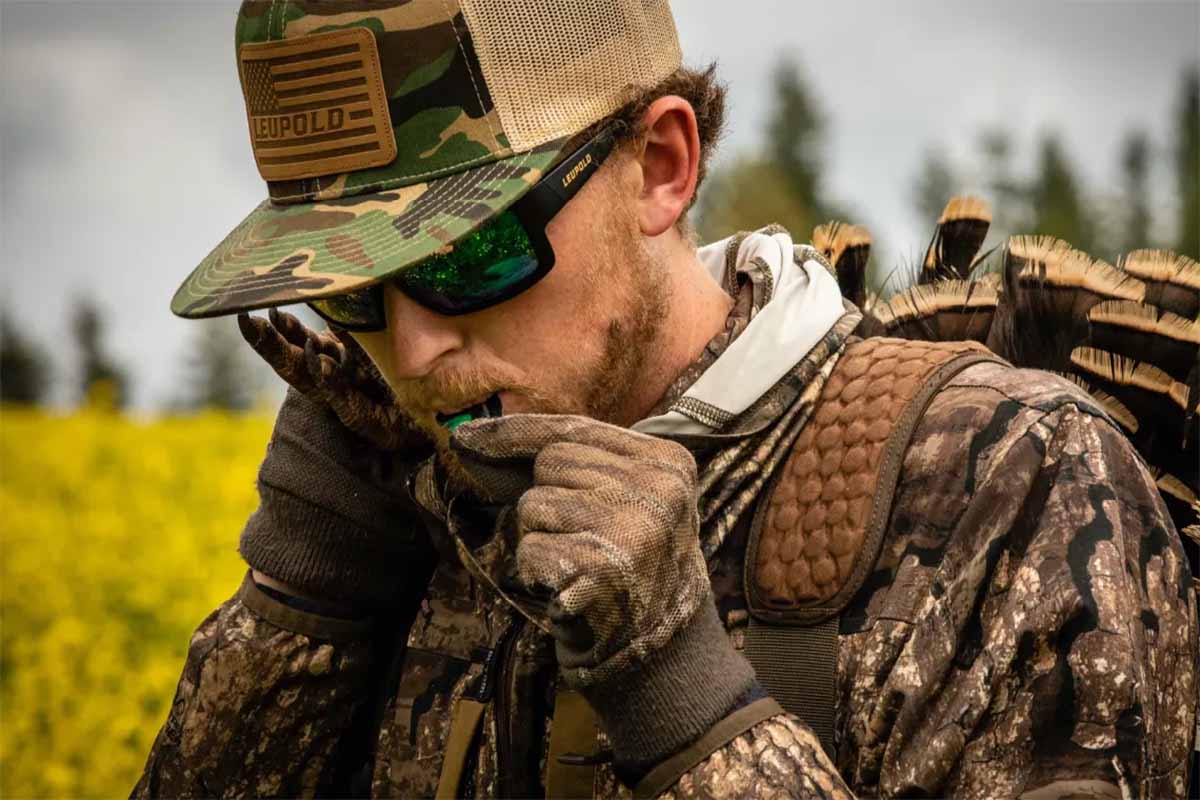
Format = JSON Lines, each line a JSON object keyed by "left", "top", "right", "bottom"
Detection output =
{"left": 745, "top": 337, "right": 998, "bottom": 622}
{"left": 742, "top": 337, "right": 1002, "bottom": 754}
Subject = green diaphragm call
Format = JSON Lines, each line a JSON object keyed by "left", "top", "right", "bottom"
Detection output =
{"left": 437, "top": 394, "right": 503, "bottom": 431}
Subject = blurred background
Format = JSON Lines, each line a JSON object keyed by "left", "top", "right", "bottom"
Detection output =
{"left": 0, "top": 1, "right": 1197, "bottom": 796}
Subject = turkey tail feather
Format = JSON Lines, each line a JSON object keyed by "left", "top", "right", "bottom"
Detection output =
{"left": 1119, "top": 249, "right": 1200, "bottom": 318}
{"left": 1070, "top": 347, "right": 1196, "bottom": 495}
{"left": 985, "top": 236, "right": 1146, "bottom": 371}
{"left": 1086, "top": 300, "right": 1199, "bottom": 382}
{"left": 873, "top": 277, "right": 999, "bottom": 342}
{"left": 813, "top": 221, "right": 871, "bottom": 308}
{"left": 921, "top": 195, "right": 992, "bottom": 283}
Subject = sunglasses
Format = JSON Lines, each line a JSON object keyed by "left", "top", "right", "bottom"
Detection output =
{"left": 307, "top": 125, "right": 618, "bottom": 330}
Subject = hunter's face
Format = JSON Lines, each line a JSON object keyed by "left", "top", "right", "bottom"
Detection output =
{"left": 348, "top": 97, "right": 707, "bottom": 482}
{"left": 350, "top": 150, "right": 668, "bottom": 458}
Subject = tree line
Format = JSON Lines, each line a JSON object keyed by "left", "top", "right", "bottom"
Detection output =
{"left": 2, "top": 62, "right": 1196, "bottom": 411}
{"left": 695, "top": 61, "right": 1198, "bottom": 287}
{"left": 0, "top": 302, "right": 261, "bottom": 412}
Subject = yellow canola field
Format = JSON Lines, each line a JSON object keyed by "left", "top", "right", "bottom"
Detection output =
{"left": 1, "top": 407, "right": 272, "bottom": 799}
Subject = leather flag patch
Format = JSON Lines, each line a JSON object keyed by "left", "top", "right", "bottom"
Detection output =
{"left": 238, "top": 27, "right": 396, "bottom": 182}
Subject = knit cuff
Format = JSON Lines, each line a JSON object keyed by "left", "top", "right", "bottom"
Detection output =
{"left": 239, "top": 482, "right": 426, "bottom": 611}
{"left": 238, "top": 388, "right": 434, "bottom": 611}
{"left": 579, "top": 597, "right": 757, "bottom": 775}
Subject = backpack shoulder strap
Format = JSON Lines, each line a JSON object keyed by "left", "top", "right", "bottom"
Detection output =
{"left": 742, "top": 337, "right": 1003, "bottom": 754}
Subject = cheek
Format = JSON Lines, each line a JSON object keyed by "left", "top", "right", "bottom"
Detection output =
{"left": 542, "top": 180, "right": 612, "bottom": 292}
{"left": 514, "top": 256, "right": 610, "bottom": 361}
{"left": 476, "top": 267, "right": 606, "bottom": 377}
{"left": 474, "top": 207, "right": 615, "bottom": 361}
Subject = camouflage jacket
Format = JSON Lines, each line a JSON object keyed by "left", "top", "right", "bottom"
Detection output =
{"left": 135, "top": 347, "right": 1197, "bottom": 798}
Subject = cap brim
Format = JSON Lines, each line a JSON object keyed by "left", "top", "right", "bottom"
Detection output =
{"left": 171, "top": 138, "right": 568, "bottom": 319}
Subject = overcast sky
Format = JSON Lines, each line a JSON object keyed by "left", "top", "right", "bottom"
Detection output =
{"left": 2, "top": 1, "right": 1197, "bottom": 411}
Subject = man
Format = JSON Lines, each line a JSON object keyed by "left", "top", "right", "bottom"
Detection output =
{"left": 137, "top": 1, "right": 1197, "bottom": 798}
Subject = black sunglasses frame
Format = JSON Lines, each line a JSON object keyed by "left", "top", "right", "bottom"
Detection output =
{"left": 307, "top": 124, "right": 620, "bottom": 330}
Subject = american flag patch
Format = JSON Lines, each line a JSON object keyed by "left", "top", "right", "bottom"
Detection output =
{"left": 238, "top": 27, "right": 396, "bottom": 182}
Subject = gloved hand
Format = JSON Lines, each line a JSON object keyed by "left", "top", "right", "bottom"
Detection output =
{"left": 450, "top": 414, "right": 758, "bottom": 770}
{"left": 238, "top": 309, "right": 424, "bottom": 452}
{"left": 236, "top": 310, "right": 435, "bottom": 612}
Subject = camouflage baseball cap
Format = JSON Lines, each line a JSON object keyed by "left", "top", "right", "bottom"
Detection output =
{"left": 171, "top": 0, "right": 683, "bottom": 319}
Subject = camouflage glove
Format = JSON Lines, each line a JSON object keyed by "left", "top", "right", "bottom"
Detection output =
{"left": 451, "top": 414, "right": 758, "bottom": 772}
{"left": 237, "top": 311, "right": 435, "bottom": 612}
{"left": 237, "top": 309, "right": 424, "bottom": 451}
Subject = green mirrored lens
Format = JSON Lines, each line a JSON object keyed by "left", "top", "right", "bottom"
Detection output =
{"left": 396, "top": 211, "right": 540, "bottom": 314}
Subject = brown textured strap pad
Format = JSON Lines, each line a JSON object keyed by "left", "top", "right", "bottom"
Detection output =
{"left": 747, "top": 338, "right": 999, "bottom": 623}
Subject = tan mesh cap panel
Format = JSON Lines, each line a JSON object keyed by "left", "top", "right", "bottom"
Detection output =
{"left": 460, "top": 0, "right": 682, "bottom": 151}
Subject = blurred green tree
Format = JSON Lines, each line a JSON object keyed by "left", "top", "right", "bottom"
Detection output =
{"left": 766, "top": 58, "right": 828, "bottom": 220}
{"left": 71, "top": 298, "right": 127, "bottom": 410}
{"left": 1119, "top": 130, "right": 1152, "bottom": 254}
{"left": 912, "top": 147, "right": 959, "bottom": 227}
{"left": 978, "top": 127, "right": 1030, "bottom": 237}
{"left": 695, "top": 158, "right": 815, "bottom": 243}
{"left": 1030, "top": 132, "right": 1097, "bottom": 253}
{"left": 178, "top": 318, "right": 257, "bottom": 412}
{"left": 696, "top": 58, "right": 830, "bottom": 242}
{"left": 1174, "top": 65, "right": 1198, "bottom": 257}
{"left": 908, "top": 127, "right": 1033, "bottom": 257}
{"left": 0, "top": 312, "right": 50, "bottom": 405}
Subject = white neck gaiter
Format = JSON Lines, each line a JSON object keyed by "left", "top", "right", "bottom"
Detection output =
{"left": 634, "top": 226, "right": 847, "bottom": 436}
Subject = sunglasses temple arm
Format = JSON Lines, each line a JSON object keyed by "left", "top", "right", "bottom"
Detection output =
{"left": 516, "top": 129, "right": 618, "bottom": 228}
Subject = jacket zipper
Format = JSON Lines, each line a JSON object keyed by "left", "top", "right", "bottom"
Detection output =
{"left": 491, "top": 616, "right": 524, "bottom": 797}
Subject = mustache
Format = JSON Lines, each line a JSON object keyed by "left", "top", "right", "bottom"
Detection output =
{"left": 390, "top": 362, "right": 532, "bottom": 415}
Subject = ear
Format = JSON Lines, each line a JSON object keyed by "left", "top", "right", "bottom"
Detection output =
{"left": 632, "top": 96, "right": 700, "bottom": 237}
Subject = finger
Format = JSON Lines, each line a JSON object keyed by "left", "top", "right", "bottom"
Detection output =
{"left": 327, "top": 383, "right": 409, "bottom": 450}
{"left": 514, "top": 531, "right": 624, "bottom": 655}
{"left": 306, "top": 332, "right": 370, "bottom": 402}
{"left": 239, "top": 312, "right": 315, "bottom": 394}
{"left": 450, "top": 415, "right": 696, "bottom": 505}
{"left": 309, "top": 332, "right": 360, "bottom": 399}
{"left": 532, "top": 441, "right": 676, "bottom": 492}
{"left": 511, "top": 532, "right": 603, "bottom": 657}
{"left": 268, "top": 307, "right": 311, "bottom": 349}
{"left": 236, "top": 312, "right": 266, "bottom": 349}
{"left": 310, "top": 330, "right": 346, "bottom": 363}
{"left": 515, "top": 484, "right": 600, "bottom": 535}
{"left": 332, "top": 328, "right": 370, "bottom": 362}
{"left": 450, "top": 413, "right": 597, "bottom": 465}
{"left": 513, "top": 529, "right": 588, "bottom": 596}
{"left": 304, "top": 336, "right": 428, "bottom": 451}
{"left": 303, "top": 336, "right": 341, "bottom": 398}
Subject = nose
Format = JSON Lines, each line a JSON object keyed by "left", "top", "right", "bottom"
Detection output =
{"left": 382, "top": 283, "right": 464, "bottom": 379}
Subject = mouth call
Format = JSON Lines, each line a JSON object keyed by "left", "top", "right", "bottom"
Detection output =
{"left": 436, "top": 394, "right": 503, "bottom": 431}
